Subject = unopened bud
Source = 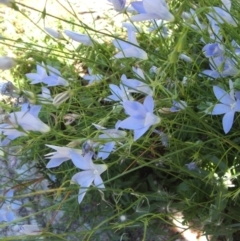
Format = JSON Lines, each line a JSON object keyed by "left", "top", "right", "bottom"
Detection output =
{"left": 53, "top": 90, "right": 70, "bottom": 107}
{"left": 0, "top": 56, "right": 16, "bottom": 70}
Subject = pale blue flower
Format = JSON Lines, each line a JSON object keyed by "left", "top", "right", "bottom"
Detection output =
{"left": 45, "top": 145, "right": 82, "bottom": 168}
{"left": 26, "top": 62, "right": 48, "bottom": 84}
{"left": 208, "top": 7, "right": 237, "bottom": 27}
{"left": 0, "top": 189, "right": 21, "bottom": 222}
{"left": 202, "top": 56, "right": 238, "bottom": 78}
{"left": 170, "top": 100, "right": 187, "bottom": 112}
{"left": 182, "top": 9, "right": 206, "bottom": 31}
{"left": 153, "top": 129, "right": 168, "bottom": 147}
{"left": 26, "top": 63, "right": 68, "bottom": 86}
{"left": 108, "top": 0, "right": 126, "bottom": 12}
{"left": 93, "top": 122, "right": 127, "bottom": 160}
{"left": 83, "top": 68, "right": 103, "bottom": 85}
{"left": 117, "top": 96, "right": 160, "bottom": 140}
{"left": 64, "top": 30, "right": 93, "bottom": 46}
{"left": 121, "top": 74, "right": 153, "bottom": 96}
{"left": 179, "top": 54, "right": 192, "bottom": 63}
{"left": 112, "top": 28, "right": 148, "bottom": 59}
{"left": 202, "top": 43, "right": 225, "bottom": 58}
{"left": 211, "top": 80, "right": 240, "bottom": 134}
{"left": 70, "top": 151, "right": 107, "bottom": 204}
{"left": 44, "top": 27, "right": 64, "bottom": 39}
{"left": 130, "top": 0, "right": 174, "bottom": 22}
{"left": 0, "top": 104, "right": 50, "bottom": 146}
{"left": 222, "top": 0, "right": 231, "bottom": 11}
{"left": 104, "top": 84, "right": 133, "bottom": 102}
{"left": 37, "top": 87, "right": 53, "bottom": 104}
{"left": 42, "top": 65, "right": 69, "bottom": 87}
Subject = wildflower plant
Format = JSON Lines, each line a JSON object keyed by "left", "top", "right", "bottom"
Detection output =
{"left": 1, "top": 0, "right": 240, "bottom": 240}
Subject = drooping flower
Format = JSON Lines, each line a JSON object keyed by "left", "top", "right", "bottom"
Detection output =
{"left": 0, "top": 189, "right": 21, "bottom": 222}
{"left": 108, "top": 0, "right": 126, "bottom": 12}
{"left": 44, "top": 27, "right": 64, "bottom": 39}
{"left": 0, "top": 56, "right": 16, "bottom": 70}
{"left": 130, "top": 0, "right": 174, "bottom": 22}
{"left": 70, "top": 151, "right": 107, "bottom": 204}
{"left": 202, "top": 55, "right": 238, "bottom": 79}
{"left": 117, "top": 96, "right": 160, "bottom": 140}
{"left": 0, "top": 0, "right": 14, "bottom": 7}
{"left": 179, "top": 54, "right": 192, "bottom": 63}
{"left": 170, "top": 100, "right": 187, "bottom": 112}
{"left": 112, "top": 28, "right": 148, "bottom": 59}
{"left": 82, "top": 68, "right": 103, "bottom": 85}
{"left": 202, "top": 43, "right": 225, "bottom": 58}
{"left": 182, "top": 9, "right": 206, "bottom": 32}
{"left": 210, "top": 80, "right": 240, "bottom": 134}
{"left": 222, "top": 0, "right": 231, "bottom": 11}
{"left": 18, "top": 225, "right": 42, "bottom": 236}
{"left": 104, "top": 84, "right": 133, "bottom": 102}
{"left": 93, "top": 122, "right": 127, "bottom": 160}
{"left": 64, "top": 30, "right": 93, "bottom": 46}
{"left": 37, "top": 87, "right": 53, "bottom": 104}
{"left": 0, "top": 104, "right": 50, "bottom": 146}
{"left": 208, "top": 7, "right": 237, "bottom": 27}
{"left": 26, "top": 63, "right": 68, "bottom": 86}
{"left": 121, "top": 74, "right": 153, "bottom": 96}
{"left": 45, "top": 145, "right": 82, "bottom": 168}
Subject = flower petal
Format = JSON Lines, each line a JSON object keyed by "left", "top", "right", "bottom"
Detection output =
{"left": 134, "top": 126, "right": 149, "bottom": 140}
{"left": 118, "top": 117, "right": 144, "bottom": 130}
{"left": 143, "top": 96, "right": 154, "bottom": 113}
{"left": 213, "top": 86, "right": 234, "bottom": 105}
{"left": 222, "top": 111, "right": 235, "bottom": 133}
{"left": 211, "top": 104, "right": 231, "bottom": 115}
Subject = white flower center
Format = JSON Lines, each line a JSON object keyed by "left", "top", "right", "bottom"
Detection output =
{"left": 230, "top": 101, "right": 236, "bottom": 110}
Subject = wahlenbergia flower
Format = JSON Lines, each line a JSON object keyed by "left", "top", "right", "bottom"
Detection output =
{"left": 70, "top": 151, "right": 107, "bottom": 204}
{"left": 0, "top": 104, "right": 50, "bottom": 146}
{"left": 208, "top": 7, "right": 237, "bottom": 26}
{"left": 130, "top": 0, "right": 174, "bottom": 22}
{"left": 108, "top": 0, "right": 126, "bottom": 12}
{"left": 202, "top": 55, "right": 238, "bottom": 78}
{"left": 26, "top": 63, "right": 68, "bottom": 86}
{"left": 112, "top": 28, "right": 148, "bottom": 59}
{"left": 104, "top": 84, "right": 133, "bottom": 102}
{"left": 170, "top": 100, "right": 187, "bottom": 112}
{"left": 44, "top": 27, "right": 64, "bottom": 39}
{"left": 37, "top": 87, "right": 53, "bottom": 104}
{"left": 83, "top": 68, "right": 103, "bottom": 85}
{"left": 121, "top": 74, "right": 153, "bottom": 96}
{"left": 45, "top": 145, "right": 82, "bottom": 168}
{"left": 0, "top": 56, "right": 16, "bottom": 70}
{"left": 26, "top": 62, "right": 48, "bottom": 84}
{"left": 0, "top": 189, "right": 21, "bottom": 222}
{"left": 93, "top": 123, "right": 127, "bottom": 160}
{"left": 222, "top": 0, "right": 231, "bottom": 11}
{"left": 179, "top": 54, "right": 192, "bottom": 63}
{"left": 117, "top": 96, "right": 160, "bottom": 140}
{"left": 210, "top": 80, "right": 240, "bottom": 134}
{"left": 64, "top": 30, "right": 93, "bottom": 46}
{"left": 0, "top": 0, "right": 14, "bottom": 7}
{"left": 182, "top": 9, "right": 206, "bottom": 32}
{"left": 202, "top": 43, "right": 225, "bottom": 58}
{"left": 42, "top": 65, "right": 69, "bottom": 87}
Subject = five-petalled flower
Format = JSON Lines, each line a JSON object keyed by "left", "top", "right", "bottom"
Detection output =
{"left": 210, "top": 80, "right": 240, "bottom": 134}
{"left": 117, "top": 96, "right": 160, "bottom": 140}
{"left": 70, "top": 151, "right": 107, "bottom": 204}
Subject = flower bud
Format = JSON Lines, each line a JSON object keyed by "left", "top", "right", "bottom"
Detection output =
{"left": 0, "top": 56, "right": 16, "bottom": 70}
{"left": 53, "top": 90, "right": 70, "bottom": 107}
{"left": 44, "top": 27, "right": 64, "bottom": 39}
